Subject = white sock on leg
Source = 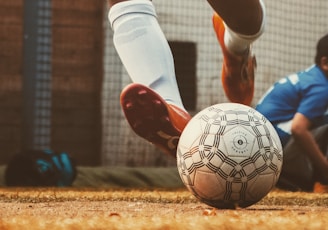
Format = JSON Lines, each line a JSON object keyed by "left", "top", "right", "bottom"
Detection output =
{"left": 108, "top": 0, "right": 185, "bottom": 109}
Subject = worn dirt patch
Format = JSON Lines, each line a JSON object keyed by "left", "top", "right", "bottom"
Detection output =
{"left": 0, "top": 188, "right": 328, "bottom": 229}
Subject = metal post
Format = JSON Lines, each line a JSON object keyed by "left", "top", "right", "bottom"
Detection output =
{"left": 22, "top": 0, "right": 52, "bottom": 150}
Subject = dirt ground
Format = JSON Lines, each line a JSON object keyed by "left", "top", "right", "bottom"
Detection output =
{"left": 1, "top": 188, "right": 328, "bottom": 230}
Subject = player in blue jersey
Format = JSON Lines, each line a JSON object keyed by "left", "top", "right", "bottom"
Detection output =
{"left": 107, "top": 0, "right": 265, "bottom": 158}
{"left": 256, "top": 34, "right": 328, "bottom": 192}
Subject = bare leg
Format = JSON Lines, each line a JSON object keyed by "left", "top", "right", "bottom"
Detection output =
{"left": 207, "top": 0, "right": 263, "bottom": 35}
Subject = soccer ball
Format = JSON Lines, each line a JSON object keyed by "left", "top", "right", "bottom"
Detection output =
{"left": 177, "top": 103, "right": 283, "bottom": 209}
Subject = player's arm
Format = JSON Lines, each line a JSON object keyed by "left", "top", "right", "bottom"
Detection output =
{"left": 291, "top": 113, "right": 328, "bottom": 176}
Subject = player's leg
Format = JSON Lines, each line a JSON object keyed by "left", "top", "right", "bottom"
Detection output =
{"left": 209, "top": 0, "right": 265, "bottom": 105}
{"left": 276, "top": 140, "right": 314, "bottom": 192}
{"left": 107, "top": 0, "right": 191, "bottom": 158}
{"left": 108, "top": 0, "right": 184, "bottom": 109}
{"left": 311, "top": 124, "right": 328, "bottom": 192}
{"left": 208, "top": 0, "right": 264, "bottom": 35}
{"left": 277, "top": 124, "right": 328, "bottom": 192}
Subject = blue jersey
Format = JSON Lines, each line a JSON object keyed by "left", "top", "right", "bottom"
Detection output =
{"left": 256, "top": 65, "right": 328, "bottom": 146}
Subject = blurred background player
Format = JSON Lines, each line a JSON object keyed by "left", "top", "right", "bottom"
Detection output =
{"left": 107, "top": 0, "right": 265, "bottom": 158}
{"left": 256, "top": 34, "right": 328, "bottom": 192}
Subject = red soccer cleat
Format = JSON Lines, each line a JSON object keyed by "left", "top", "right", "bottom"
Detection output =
{"left": 212, "top": 13, "right": 257, "bottom": 106}
{"left": 120, "top": 83, "right": 191, "bottom": 158}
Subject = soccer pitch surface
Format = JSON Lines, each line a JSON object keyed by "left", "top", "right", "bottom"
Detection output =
{"left": 0, "top": 188, "right": 328, "bottom": 230}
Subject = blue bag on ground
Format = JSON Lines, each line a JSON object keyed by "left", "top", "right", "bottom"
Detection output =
{"left": 5, "top": 149, "right": 77, "bottom": 187}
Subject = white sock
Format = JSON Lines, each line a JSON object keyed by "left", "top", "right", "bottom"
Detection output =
{"left": 224, "top": 0, "right": 266, "bottom": 55}
{"left": 108, "top": 0, "right": 185, "bottom": 109}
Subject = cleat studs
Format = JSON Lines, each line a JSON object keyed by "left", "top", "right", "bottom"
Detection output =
{"left": 137, "top": 89, "right": 148, "bottom": 96}
{"left": 153, "top": 99, "right": 162, "bottom": 105}
{"left": 124, "top": 101, "right": 133, "bottom": 110}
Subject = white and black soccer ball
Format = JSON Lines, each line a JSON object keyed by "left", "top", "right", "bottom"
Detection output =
{"left": 177, "top": 103, "right": 283, "bottom": 209}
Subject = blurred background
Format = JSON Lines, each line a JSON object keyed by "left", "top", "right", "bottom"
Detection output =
{"left": 0, "top": 0, "right": 327, "bottom": 168}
